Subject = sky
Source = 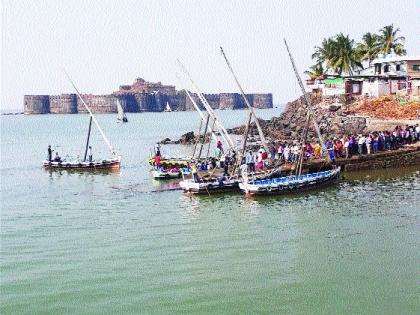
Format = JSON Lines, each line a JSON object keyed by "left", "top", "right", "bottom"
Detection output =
{"left": 1, "top": 0, "right": 420, "bottom": 110}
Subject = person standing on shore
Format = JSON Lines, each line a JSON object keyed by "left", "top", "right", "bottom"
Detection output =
{"left": 366, "top": 135, "right": 372, "bottom": 155}
{"left": 358, "top": 135, "right": 365, "bottom": 155}
{"left": 344, "top": 138, "right": 349, "bottom": 159}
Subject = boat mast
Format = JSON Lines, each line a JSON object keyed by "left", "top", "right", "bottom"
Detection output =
{"left": 64, "top": 70, "right": 117, "bottom": 156}
{"left": 220, "top": 47, "right": 269, "bottom": 153}
{"left": 283, "top": 39, "right": 327, "bottom": 152}
{"left": 177, "top": 59, "right": 235, "bottom": 150}
{"left": 176, "top": 73, "right": 218, "bottom": 144}
{"left": 83, "top": 116, "right": 93, "bottom": 161}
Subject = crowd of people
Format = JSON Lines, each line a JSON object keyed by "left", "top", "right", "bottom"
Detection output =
{"left": 240, "top": 124, "right": 420, "bottom": 172}
{"left": 269, "top": 124, "right": 420, "bottom": 164}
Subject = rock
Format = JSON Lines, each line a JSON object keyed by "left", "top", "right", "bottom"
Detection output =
{"left": 329, "top": 104, "right": 341, "bottom": 112}
{"left": 160, "top": 138, "right": 172, "bottom": 144}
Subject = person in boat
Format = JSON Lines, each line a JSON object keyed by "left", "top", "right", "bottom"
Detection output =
{"left": 210, "top": 157, "right": 217, "bottom": 170}
{"left": 256, "top": 149, "right": 264, "bottom": 170}
{"left": 223, "top": 155, "right": 230, "bottom": 176}
{"left": 154, "top": 154, "right": 161, "bottom": 168}
{"left": 191, "top": 164, "right": 200, "bottom": 183}
{"left": 240, "top": 162, "right": 248, "bottom": 182}
{"left": 216, "top": 140, "right": 224, "bottom": 154}
{"left": 154, "top": 143, "right": 161, "bottom": 158}
{"left": 88, "top": 146, "right": 93, "bottom": 162}
{"left": 47, "top": 145, "right": 54, "bottom": 161}
{"left": 53, "top": 152, "right": 62, "bottom": 162}
{"left": 245, "top": 151, "right": 254, "bottom": 173}
{"left": 215, "top": 146, "right": 222, "bottom": 160}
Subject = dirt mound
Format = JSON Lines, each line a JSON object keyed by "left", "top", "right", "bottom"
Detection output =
{"left": 351, "top": 96, "right": 420, "bottom": 120}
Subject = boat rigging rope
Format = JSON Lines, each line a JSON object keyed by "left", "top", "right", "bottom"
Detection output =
{"left": 64, "top": 70, "right": 117, "bottom": 156}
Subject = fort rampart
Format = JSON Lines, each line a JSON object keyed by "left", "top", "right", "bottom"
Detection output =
{"left": 24, "top": 77, "right": 273, "bottom": 114}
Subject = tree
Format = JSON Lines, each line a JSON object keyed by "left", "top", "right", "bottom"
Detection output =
{"left": 378, "top": 24, "right": 406, "bottom": 56}
{"left": 357, "top": 32, "right": 380, "bottom": 66}
{"left": 312, "top": 38, "right": 336, "bottom": 70}
{"left": 329, "top": 33, "right": 363, "bottom": 75}
{"left": 305, "top": 63, "right": 324, "bottom": 80}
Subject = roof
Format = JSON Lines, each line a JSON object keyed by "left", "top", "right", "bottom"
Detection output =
{"left": 372, "top": 55, "right": 420, "bottom": 64}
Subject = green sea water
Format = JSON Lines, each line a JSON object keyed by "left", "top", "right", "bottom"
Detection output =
{"left": 1, "top": 109, "right": 419, "bottom": 314}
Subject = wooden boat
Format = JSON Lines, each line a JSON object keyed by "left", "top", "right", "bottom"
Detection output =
{"left": 43, "top": 72, "right": 121, "bottom": 171}
{"left": 179, "top": 177, "right": 240, "bottom": 194}
{"left": 148, "top": 157, "right": 190, "bottom": 168}
{"left": 179, "top": 167, "right": 282, "bottom": 194}
{"left": 239, "top": 167, "right": 341, "bottom": 196}
{"left": 117, "top": 99, "right": 128, "bottom": 122}
{"left": 43, "top": 157, "right": 121, "bottom": 170}
{"left": 152, "top": 167, "right": 191, "bottom": 179}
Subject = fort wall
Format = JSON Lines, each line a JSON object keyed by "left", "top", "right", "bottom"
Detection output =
{"left": 49, "top": 94, "right": 77, "bottom": 114}
{"left": 24, "top": 95, "right": 50, "bottom": 114}
{"left": 23, "top": 77, "right": 273, "bottom": 114}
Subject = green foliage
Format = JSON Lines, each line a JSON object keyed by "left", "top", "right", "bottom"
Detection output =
{"left": 356, "top": 32, "right": 381, "bottom": 66}
{"left": 378, "top": 24, "right": 406, "bottom": 56}
{"left": 304, "top": 63, "right": 324, "bottom": 80}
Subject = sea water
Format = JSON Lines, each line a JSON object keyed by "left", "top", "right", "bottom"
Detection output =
{"left": 1, "top": 109, "right": 419, "bottom": 314}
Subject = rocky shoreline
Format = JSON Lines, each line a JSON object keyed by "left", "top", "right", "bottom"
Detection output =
{"left": 227, "top": 93, "right": 420, "bottom": 142}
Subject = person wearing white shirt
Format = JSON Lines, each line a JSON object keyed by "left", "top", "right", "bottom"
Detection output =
{"left": 358, "top": 136, "right": 366, "bottom": 155}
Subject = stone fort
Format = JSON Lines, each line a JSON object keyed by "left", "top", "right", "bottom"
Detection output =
{"left": 24, "top": 77, "right": 273, "bottom": 114}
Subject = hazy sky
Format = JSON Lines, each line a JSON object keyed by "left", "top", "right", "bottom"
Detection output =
{"left": 2, "top": 0, "right": 419, "bottom": 110}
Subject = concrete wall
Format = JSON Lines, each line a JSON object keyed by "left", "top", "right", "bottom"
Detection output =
{"left": 340, "top": 147, "right": 420, "bottom": 171}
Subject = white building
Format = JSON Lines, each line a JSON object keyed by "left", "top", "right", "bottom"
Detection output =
{"left": 306, "top": 55, "right": 420, "bottom": 98}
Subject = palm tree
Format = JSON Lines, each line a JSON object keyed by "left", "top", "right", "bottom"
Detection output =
{"left": 357, "top": 32, "right": 380, "bottom": 66}
{"left": 305, "top": 63, "right": 324, "bottom": 80}
{"left": 312, "top": 38, "right": 335, "bottom": 70}
{"left": 378, "top": 24, "right": 406, "bottom": 56}
{"left": 329, "top": 33, "right": 363, "bottom": 75}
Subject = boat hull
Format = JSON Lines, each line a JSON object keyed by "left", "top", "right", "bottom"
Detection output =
{"left": 42, "top": 158, "right": 121, "bottom": 171}
{"left": 179, "top": 178, "right": 240, "bottom": 194}
{"left": 239, "top": 168, "right": 341, "bottom": 196}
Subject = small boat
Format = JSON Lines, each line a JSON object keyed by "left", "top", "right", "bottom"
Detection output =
{"left": 239, "top": 167, "right": 341, "bottom": 196}
{"left": 179, "top": 177, "right": 240, "bottom": 194}
{"left": 152, "top": 167, "right": 191, "bottom": 179}
{"left": 117, "top": 99, "right": 128, "bottom": 122}
{"left": 179, "top": 167, "right": 281, "bottom": 194}
{"left": 44, "top": 72, "right": 121, "bottom": 171}
{"left": 43, "top": 157, "right": 121, "bottom": 170}
{"left": 148, "top": 157, "right": 190, "bottom": 168}
{"left": 164, "top": 101, "right": 172, "bottom": 112}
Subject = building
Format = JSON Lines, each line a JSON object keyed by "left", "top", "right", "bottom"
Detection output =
{"left": 306, "top": 55, "right": 420, "bottom": 99}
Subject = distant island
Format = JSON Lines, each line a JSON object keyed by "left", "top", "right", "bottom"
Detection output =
{"left": 24, "top": 77, "right": 273, "bottom": 114}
